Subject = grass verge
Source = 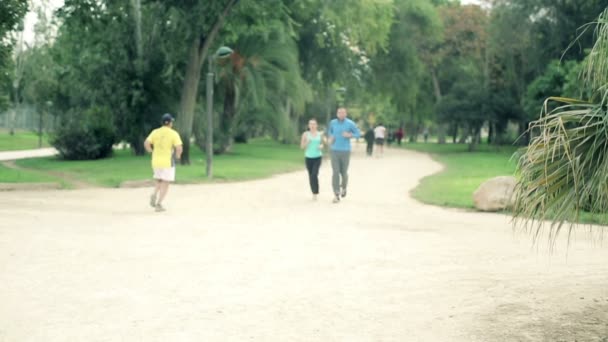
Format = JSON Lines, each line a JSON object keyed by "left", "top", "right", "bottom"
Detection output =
{"left": 403, "top": 142, "right": 608, "bottom": 225}
{"left": 16, "top": 139, "right": 304, "bottom": 187}
{"left": 0, "top": 130, "right": 49, "bottom": 151}
{"left": 0, "top": 163, "right": 59, "bottom": 183}
{"left": 404, "top": 143, "right": 518, "bottom": 209}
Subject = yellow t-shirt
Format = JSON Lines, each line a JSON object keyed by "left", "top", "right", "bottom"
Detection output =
{"left": 146, "top": 126, "right": 183, "bottom": 169}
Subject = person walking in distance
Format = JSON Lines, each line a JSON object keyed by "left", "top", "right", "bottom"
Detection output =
{"left": 300, "top": 118, "right": 325, "bottom": 200}
{"left": 374, "top": 123, "right": 387, "bottom": 157}
{"left": 328, "top": 107, "right": 361, "bottom": 203}
{"left": 144, "top": 113, "right": 183, "bottom": 212}
{"left": 364, "top": 126, "right": 375, "bottom": 156}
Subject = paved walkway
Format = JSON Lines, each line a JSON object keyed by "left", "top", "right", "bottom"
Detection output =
{"left": 0, "top": 147, "right": 57, "bottom": 161}
{"left": 1, "top": 145, "right": 607, "bottom": 341}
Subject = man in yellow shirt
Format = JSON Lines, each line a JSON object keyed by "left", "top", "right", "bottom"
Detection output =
{"left": 144, "top": 113, "right": 183, "bottom": 212}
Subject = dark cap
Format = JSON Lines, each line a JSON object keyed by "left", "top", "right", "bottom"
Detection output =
{"left": 161, "top": 113, "right": 174, "bottom": 124}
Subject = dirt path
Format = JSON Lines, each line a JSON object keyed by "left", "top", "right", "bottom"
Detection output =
{"left": 0, "top": 147, "right": 57, "bottom": 161}
{"left": 1, "top": 144, "right": 607, "bottom": 341}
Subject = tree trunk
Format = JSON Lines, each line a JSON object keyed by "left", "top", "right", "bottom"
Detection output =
{"left": 431, "top": 68, "right": 447, "bottom": 144}
{"left": 408, "top": 111, "right": 415, "bottom": 143}
{"left": 8, "top": 108, "right": 16, "bottom": 135}
{"left": 519, "top": 120, "right": 530, "bottom": 146}
{"left": 193, "top": 108, "right": 206, "bottom": 151}
{"left": 215, "top": 83, "right": 237, "bottom": 154}
{"left": 468, "top": 125, "right": 482, "bottom": 152}
{"left": 131, "top": 135, "right": 146, "bottom": 155}
{"left": 488, "top": 122, "right": 494, "bottom": 144}
{"left": 176, "top": 0, "right": 239, "bottom": 164}
{"left": 325, "top": 86, "right": 333, "bottom": 135}
{"left": 130, "top": 0, "right": 146, "bottom": 156}
{"left": 281, "top": 98, "right": 293, "bottom": 144}
{"left": 176, "top": 39, "right": 203, "bottom": 164}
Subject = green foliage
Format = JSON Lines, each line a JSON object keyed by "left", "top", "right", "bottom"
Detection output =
{"left": 0, "top": 0, "right": 27, "bottom": 37}
{"left": 523, "top": 60, "right": 580, "bottom": 121}
{"left": 513, "top": 9, "right": 608, "bottom": 240}
{"left": 436, "top": 72, "right": 487, "bottom": 131}
{"left": 369, "top": 0, "right": 442, "bottom": 130}
{"left": 0, "top": 0, "right": 28, "bottom": 111}
{"left": 0, "top": 131, "right": 49, "bottom": 151}
{"left": 513, "top": 98, "right": 608, "bottom": 237}
{"left": 51, "top": 107, "right": 116, "bottom": 160}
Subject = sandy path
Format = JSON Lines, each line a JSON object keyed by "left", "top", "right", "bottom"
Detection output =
{"left": 0, "top": 148, "right": 57, "bottom": 161}
{"left": 1, "top": 144, "right": 607, "bottom": 341}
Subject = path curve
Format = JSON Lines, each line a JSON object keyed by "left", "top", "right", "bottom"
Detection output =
{"left": 0, "top": 147, "right": 57, "bottom": 161}
{"left": 1, "top": 144, "right": 607, "bottom": 341}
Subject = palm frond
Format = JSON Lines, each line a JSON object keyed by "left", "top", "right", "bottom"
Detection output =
{"left": 512, "top": 96, "right": 608, "bottom": 242}
{"left": 583, "top": 9, "right": 608, "bottom": 94}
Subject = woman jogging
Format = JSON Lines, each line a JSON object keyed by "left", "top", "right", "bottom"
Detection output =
{"left": 300, "top": 118, "right": 324, "bottom": 200}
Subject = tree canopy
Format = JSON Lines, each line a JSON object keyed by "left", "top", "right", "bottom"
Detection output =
{"left": 3, "top": 0, "right": 608, "bottom": 158}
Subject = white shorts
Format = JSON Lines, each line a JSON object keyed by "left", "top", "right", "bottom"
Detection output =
{"left": 153, "top": 167, "right": 176, "bottom": 182}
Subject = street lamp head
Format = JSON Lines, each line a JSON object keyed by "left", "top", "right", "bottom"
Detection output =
{"left": 215, "top": 46, "right": 234, "bottom": 59}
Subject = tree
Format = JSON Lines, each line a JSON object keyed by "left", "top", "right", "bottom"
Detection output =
{"left": 210, "top": 23, "right": 311, "bottom": 153}
{"left": 431, "top": 3, "right": 488, "bottom": 146}
{"left": 0, "top": 0, "right": 28, "bottom": 112}
{"left": 369, "top": 0, "right": 442, "bottom": 142}
{"left": 512, "top": 9, "right": 608, "bottom": 242}
{"left": 46, "top": 0, "right": 179, "bottom": 156}
{"left": 294, "top": 0, "right": 394, "bottom": 132}
{"left": 170, "top": 0, "right": 241, "bottom": 164}
{"left": 523, "top": 59, "right": 579, "bottom": 121}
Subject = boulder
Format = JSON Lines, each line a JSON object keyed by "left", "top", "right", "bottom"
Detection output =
{"left": 473, "top": 176, "right": 516, "bottom": 212}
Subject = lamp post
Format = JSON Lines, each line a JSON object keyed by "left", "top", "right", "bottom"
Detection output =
{"left": 206, "top": 46, "right": 233, "bottom": 179}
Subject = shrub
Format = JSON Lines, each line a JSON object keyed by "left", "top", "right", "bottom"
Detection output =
{"left": 51, "top": 107, "right": 116, "bottom": 160}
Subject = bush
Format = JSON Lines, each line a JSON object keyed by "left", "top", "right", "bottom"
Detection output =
{"left": 51, "top": 107, "right": 116, "bottom": 160}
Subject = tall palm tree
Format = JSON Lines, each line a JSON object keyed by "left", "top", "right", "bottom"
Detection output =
{"left": 207, "top": 21, "right": 311, "bottom": 154}
{"left": 512, "top": 9, "right": 608, "bottom": 242}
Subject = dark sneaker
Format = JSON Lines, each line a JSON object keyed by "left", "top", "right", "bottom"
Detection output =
{"left": 149, "top": 194, "right": 157, "bottom": 208}
{"left": 332, "top": 194, "right": 340, "bottom": 203}
{"left": 341, "top": 188, "right": 347, "bottom": 198}
{"left": 155, "top": 204, "right": 166, "bottom": 212}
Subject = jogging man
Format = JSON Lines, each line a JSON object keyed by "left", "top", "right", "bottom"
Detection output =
{"left": 328, "top": 107, "right": 361, "bottom": 203}
{"left": 144, "top": 113, "right": 183, "bottom": 212}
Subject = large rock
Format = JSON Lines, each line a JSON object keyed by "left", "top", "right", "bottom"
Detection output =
{"left": 473, "top": 176, "right": 516, "bottom": 212}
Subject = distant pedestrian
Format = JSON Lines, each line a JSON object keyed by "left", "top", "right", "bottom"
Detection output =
{"left": 328, "top": 107, "right": 361, "bottom": 203}
{"left": 364, "top": 127, "right": 375, "bottom": 156}
{"left": 300, "top": 118, "right": 325, "bottom": 200}
{"left": 374, "top": 123, "right": 387, "bottom": 157}
{"left": 144, "top": 113, "right": 183, "bottom": 212}
{"left": 395, "top": 127, "right": 404, "bottom": 145}
{"left": 423, "top": 127, "right": 429, "bottom": 143}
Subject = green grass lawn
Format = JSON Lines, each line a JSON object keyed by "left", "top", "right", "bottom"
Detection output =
{"left": 17, "top": 139, "right": 304, "bottom": 187}
{"left": 0, "top": 130, "right": 49, "bottom": 151}
{"left": 404, "top": 143, "right": 519, "bottom": 209}
{"left": 404, "top": 142, "right": 608, "bottom": 225}
{"left": 0, "top": 164, "right": 59, "bottom": 183}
